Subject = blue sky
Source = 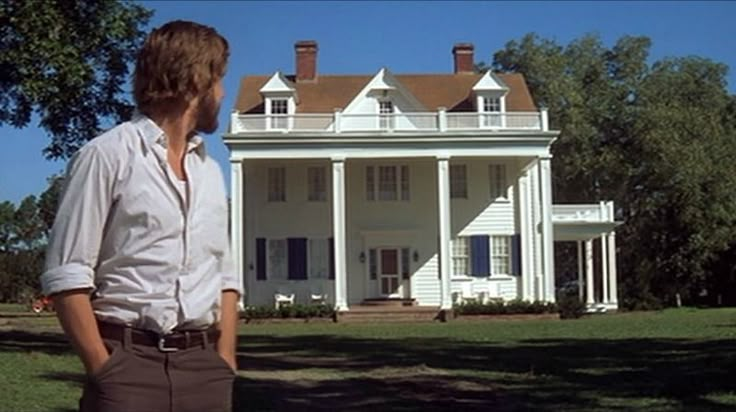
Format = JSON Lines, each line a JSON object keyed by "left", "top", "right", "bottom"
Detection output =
{"left": 2, "top": 1, "right": 735, "bottom": 205}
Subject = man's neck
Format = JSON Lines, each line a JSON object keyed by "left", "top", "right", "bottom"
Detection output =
{"left": 149, "top": 113, "right": 195, "bottom": 158}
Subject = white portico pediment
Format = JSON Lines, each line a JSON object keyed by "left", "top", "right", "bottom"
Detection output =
{"left": 472, "top": 71, "right": 510, "bottom": 93}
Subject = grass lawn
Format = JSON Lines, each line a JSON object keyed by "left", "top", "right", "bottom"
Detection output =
{"left": 1, "top": 308, "right": 735, "bottom": 411}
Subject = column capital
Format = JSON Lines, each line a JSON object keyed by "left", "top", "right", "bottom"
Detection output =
{"left": 435, "top": 155, "right": 451, "bottom": 161}
{"left": 331, "top": 156, "right": 346, "bottom": 163}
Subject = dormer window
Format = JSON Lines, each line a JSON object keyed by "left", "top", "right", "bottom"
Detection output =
{"left": 483, "top": 97, "right": 501, "bottom": 113}
{"left": 270, "top": 98, "right": 289, "bottom": 129}
{"left": 379, "top": 100, "right": 394, "bottom": 130}
{"left": 481, "top": 96, "right": 502, "bottom": 128}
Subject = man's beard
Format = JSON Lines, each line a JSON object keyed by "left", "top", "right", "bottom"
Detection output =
{"left": 194, "top": 91, "right": 221, "bottom": 134}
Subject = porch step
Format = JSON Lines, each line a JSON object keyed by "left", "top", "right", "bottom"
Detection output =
{"left": 360, "top": 298, "right": 418, "bottom": 307}
{"left": 336, "top": 305, "right": 443, "bottom": 323}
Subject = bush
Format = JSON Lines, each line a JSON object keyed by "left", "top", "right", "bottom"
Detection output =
{"left": 242, "top": 303, "right": 335, "bottom": 320}
{"left": 556, "top": 294, "right": 586, "bottom": 319}
{"left": 453, "top": 299, "right": 558, "bottom": 316}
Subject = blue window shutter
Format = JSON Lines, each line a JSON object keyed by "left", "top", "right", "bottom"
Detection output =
{"left": 329, "top": 237, "right": 335, "bottom": 280}
{"left": 288, "top": 238, "right": 308, "bottom": 280}
{"left": 256, "top": 238, "right": 266, "bottom": 280}
{"left": 511, "top": 234, "right": 521, "bottom": 276}
{"left": 471, "top": 235, "right": 490, "bottom": 277}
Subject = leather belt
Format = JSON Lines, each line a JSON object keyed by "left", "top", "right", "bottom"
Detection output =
{"left": 97, "top": 321, "right": 220, "bottom": 352}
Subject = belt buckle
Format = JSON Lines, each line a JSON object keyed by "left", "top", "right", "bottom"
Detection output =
{"left": 157, "top": 336, "right": 179, "bottom": 352}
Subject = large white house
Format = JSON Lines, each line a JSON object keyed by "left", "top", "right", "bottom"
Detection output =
{"left": 223, "top": 41, "right": 620, "bottom": 313}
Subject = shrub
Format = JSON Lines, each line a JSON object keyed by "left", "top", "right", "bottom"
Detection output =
{"left": 453, "top": 299, "right": 558, "bottom": 316}
{"left": 557, "top": 294, "right": 586, "bottom": 319}
{"left": 241, "top": 303, "right": 335, "bottom": 320}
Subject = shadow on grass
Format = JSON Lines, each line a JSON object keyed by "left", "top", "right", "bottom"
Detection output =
{"left": 234, "top": 334, "right": 736, "bottom": 411}
{"left": 0, "top": 329, "right": 71, "bottom": 355}
{"left": 7, "top": 326, "right": 735, "bottom": 410}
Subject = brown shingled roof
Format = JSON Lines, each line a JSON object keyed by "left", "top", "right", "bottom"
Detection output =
{"left": 234, "top": 72, "right": 537, "bottom": 114}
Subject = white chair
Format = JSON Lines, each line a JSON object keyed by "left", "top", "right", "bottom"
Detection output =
{"left": 471, "top": 284, "right": 491, "bottom": 304}
{"left": 310, "top": 293, "right": 328, "bottom": 305}
{"left": 274, "top": 292, "right": 295, "bottom": 309}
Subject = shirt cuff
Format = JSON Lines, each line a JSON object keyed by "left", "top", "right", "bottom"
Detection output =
{"left": 221, "top": 274, "right": 244, "bottom": 296}
{"left": 40, "top": 263, "right": 95, "bottom": 296}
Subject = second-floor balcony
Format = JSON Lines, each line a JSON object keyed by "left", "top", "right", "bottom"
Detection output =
{"left": 230, "top": 109, "right": 549, "bottom": 135}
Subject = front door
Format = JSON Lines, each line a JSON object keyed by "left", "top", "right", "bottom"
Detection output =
{"left": 379, "top": 249, "right": 401, "bottom": 298}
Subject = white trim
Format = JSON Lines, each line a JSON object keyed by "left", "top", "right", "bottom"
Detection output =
{"left": 539, "top": 157, "right": 555, "bottom": 302}
{"left": 608, "top": 231, "right": 618, "bottom": 305}
{"left": 230, "top": 160, "right": 244, "bottom": 309}
{"left": 331, "top": 159, "right": 348, "bottom": 311}
{"left": 437, "top": 157, "right": 452, "bottom": 310}
{"left": 601, "top": 234, "right": 609, "bottom": 303}
{"left": 585, "top": 239, "right": 594, "bottom": 304}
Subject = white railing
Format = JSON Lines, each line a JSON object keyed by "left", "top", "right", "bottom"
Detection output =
{"left": 230, "top": 109, "right": 547, "bottom": 134}
{"left": 552, "top": 201, "right": 615, "bottom": 223}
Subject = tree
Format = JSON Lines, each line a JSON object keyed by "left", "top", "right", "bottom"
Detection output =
{"left": 1, "top": 0, "right": 152, "bottom": 159}
{"left": 492, "top": 33, "right": 736, "bottom": 307}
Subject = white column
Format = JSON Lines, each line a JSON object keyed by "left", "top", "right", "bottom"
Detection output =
{"left": 230, "top": 159, "right": 245, "bottom": 309}
{"left": 577, "top": 241, "right": 584, "bottom": 302}
{"left": 538, "top": 157, "right": 555, "bottom": 302}
{"left": 585, "top": 239, "right": 595, "bottom": 304}
{"left": 608, "top": 231, "right": 618, "bottom": 306}
{"left": 530, "top": 163, "right": 543, "bottom": 301}
{"left": 332, "top": 158, "right": 348, "bottom": 311}
{"left": 600, "top": 234, "right": 609, "bottom": 303}
{"left": 518, "top": 171, "right": 532, "bottom": 301}
{"left": 437, "top": 157, "right": 452, "bottom": 310}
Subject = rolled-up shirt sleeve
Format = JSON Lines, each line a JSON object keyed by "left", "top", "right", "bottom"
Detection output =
{"left": 219, "top": 241, "right": 243, "bottom": 296}
{"left": 41, "top": 145, "right": 113, "bottom": 296}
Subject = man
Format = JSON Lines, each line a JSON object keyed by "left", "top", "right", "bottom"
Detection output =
{"left": 41, "top": 20, "right": 241, "bottom": 412}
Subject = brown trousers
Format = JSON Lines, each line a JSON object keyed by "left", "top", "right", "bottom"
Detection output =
{"left": 80, "top": 329, "right": 235, "bottom": 412}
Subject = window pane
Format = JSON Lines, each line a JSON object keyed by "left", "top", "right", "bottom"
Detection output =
{"left": 490, "top": 164, "right": 507, "bottom": 199}
{"left": 452, "top": 237, "right": 470, "bottom": 276}
{"left": 268, "top": 239, "right": 287, "bottom": 280}
{"left": 379, "top": 101, "right": 394, "bottom": 129}
{"left": 369, "top": 249, "right": 377, "bottom": 280}
{"left": 401, "top": 165, "right": 410, "bottom": 201}
{"left": 401, "top": 248, "right": 410, "bottom": 279}
{"left": 450, "top": 165, "right": 467, "bottom": 199}
{"left": 308, "top": 239, "right": 329, "bottom": 279}
{"left": 268, "top": 167, "right": 286, "bottom": 202}
{"left": 366, "top": 166, "right": 375, "bottom": 201}
{"left": 308, "top": 167, "right": 326, "bottom": 201}
{"left": 378, "top": 166, "right": 397, "bottom": 201}
{"left": 491, "top": 236, "right": 510, "bottom": 275}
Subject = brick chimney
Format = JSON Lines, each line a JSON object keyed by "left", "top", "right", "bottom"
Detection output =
{"left": 295, "top": 40, "right": 318, "bottom": 82}
{"left": 453, "top": 43, "right": 475, "bottom": 74}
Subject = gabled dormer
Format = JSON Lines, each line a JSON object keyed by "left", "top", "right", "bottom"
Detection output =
{"left": 260, "top": 71, "right": 297, "bottom": 130}
{"left": 342, "top": 68, "right": 427, "bottom": 131}
{"left": 473, "top": 71, "right": 509, "bottom": 128}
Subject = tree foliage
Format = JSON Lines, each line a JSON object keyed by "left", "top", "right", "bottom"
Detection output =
{"left": 0, "top": 0, "right": 152, "bottom": 159}
{"left": 0, "top": 177, "right": 63, "bottom": 302}
{"left": 492, "top": 33, "right": 736, "bottom": 307}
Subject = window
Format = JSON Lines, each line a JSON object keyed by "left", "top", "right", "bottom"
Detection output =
{"left": 308, "top": 239, "right": 329, "bottom": 279}
{"left": 451, "top": 237, "right": 470, "bottom": 276}
{"left": 367, "top": 165, "right": 410, "bottom": 201}
{"left": 482, "top": 96, "right": 501, "bottom": 128}
{"left": 270, "top": 98, "right": 288, "bottom": 129}
{"left": 400, "top": 165, "right": 410, "bottom": 201}
{"left": 366, "top": 166, "right": 375, "bottom": 201}
{"left": 489, "top": 164, "right": 507, "bottom": 200}
{"left": 307, "top": 167, "right": 326, "bottom": 202}
{"left": 401, "top": 248, "right": 410, "bottom": 280}
{"left": 267, "top": 239, "right": 287, "bottom": 280}
{"left": 379, "top": 100, "right": 394, "bottom": 130}
{"left": 492, "top": 236, "right": 511, "bottom": 275}
{"left": 368, "top": 249, "right": 377, "bottom": 280}
{"left": 450, "top": 165, "right": 467, "bottom": 199}
{"left": 483, "top": 97, "right": 501, "bottom": 112}
{"left": 268, "top": 167, "right": 286, "bottom": 202}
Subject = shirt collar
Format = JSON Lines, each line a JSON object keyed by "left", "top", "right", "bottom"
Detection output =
{"left": 132, "top": 114, "right": 206, "bottom": 159}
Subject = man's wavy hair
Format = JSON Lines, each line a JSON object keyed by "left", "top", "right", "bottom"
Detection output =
{"left": 133, "top": 20, "right": 229, "bottom": 115}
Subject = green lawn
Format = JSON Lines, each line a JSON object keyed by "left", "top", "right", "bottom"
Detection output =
{"left": 1, "top": 308, "right": 735, "bottom": 411}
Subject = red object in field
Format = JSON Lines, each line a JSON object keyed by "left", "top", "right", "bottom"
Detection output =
{"left": 31, "top": 296, "right": 54, "bottom": 313}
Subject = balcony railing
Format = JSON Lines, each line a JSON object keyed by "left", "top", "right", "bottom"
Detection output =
{"left": 230, "top": 109, "right": 549, "bottom": 134}
{"left": 552, "top": 201, "right": 616, "bottom": 223}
